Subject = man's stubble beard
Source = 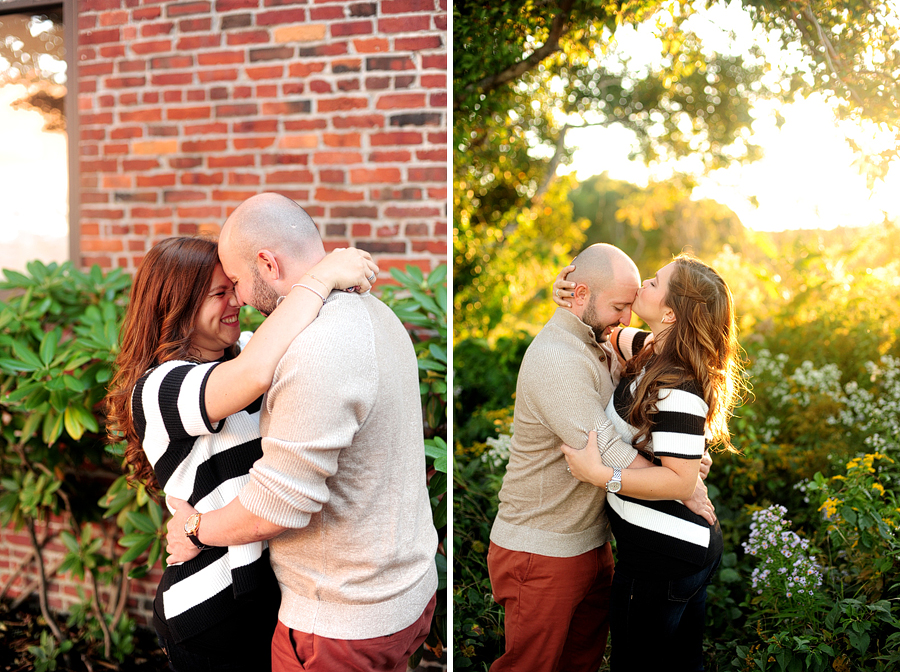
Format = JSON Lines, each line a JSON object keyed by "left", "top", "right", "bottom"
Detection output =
{"left": 582, "top": 300, "right": 616, "bottom": 344}
{"left": 250, "top": 265, "right": 281, "bottom": 317}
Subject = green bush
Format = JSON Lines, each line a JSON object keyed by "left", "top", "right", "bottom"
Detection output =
{"left": 0, "top": 260, "right": 448, "bottom": 668}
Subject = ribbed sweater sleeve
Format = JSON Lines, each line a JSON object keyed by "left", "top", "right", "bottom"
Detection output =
{"left": 239, "top": 305, "right": 377, "bottom": 529}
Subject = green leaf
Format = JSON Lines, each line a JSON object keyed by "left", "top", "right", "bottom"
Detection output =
{"left": 63, "top": 407, "right": 85, "bottom": 441}
{"left": 39, "top": 328, "right": 60, "bottom": 366}
{"left": 119, "top": 536, "right": 154, "bottom": 564}
{"left": 60, "top": 531, "right": 80, "bottom": 554}
{"left": 126, "top": 511, "right": 160, "bottom": 535}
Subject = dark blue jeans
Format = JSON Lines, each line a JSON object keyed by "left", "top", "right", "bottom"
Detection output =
{"left": 609, "top": 555, "right": 721, "bottom": 672}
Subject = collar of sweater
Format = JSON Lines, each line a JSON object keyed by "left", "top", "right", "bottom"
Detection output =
{"left": 549, "top": 308, "right": 610, "bottom": 355}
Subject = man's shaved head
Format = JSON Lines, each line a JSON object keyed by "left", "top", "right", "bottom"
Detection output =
{"left": 567, "top": 243, "right": 638, "bottom": 296}
{"left": 220, "top": 192, "right": 325, "bottom": 268}
{"left": 567, "top": 243, "right": 641, "bottom": 343}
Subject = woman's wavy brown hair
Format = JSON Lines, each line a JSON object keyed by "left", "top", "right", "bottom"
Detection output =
{"left": 105, "top": 237, "right": 239, "bottom": 493}
{"left": 626, "top": 253, "right": 745, "bottom": 454}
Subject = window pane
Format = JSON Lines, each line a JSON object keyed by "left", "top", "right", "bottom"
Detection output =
{"left": 0, "top": 9, "right": 67, "bottom": 274}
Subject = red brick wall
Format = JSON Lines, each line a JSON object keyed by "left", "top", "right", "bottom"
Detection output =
{"left": 0, "top": 517, "right": 163, "bottom": 628}
{"left": 76, "top": 0, "right": 448, "bottom": 275}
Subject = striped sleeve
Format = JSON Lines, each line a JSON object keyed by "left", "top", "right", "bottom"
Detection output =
{"left": 615, "top": 327, "right": 651, "bottom": 361}
{"left": 132, "top": 360, "right": 222, "bottom": 469}
{"left": 650, "top": 384, "right": 708, "bottom": 459}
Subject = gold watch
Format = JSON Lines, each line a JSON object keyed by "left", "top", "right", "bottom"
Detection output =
{"left": 183, "top": 512, "right": 210, "bottom": 550}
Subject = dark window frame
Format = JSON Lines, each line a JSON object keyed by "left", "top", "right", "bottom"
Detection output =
{"left": 0, "top": 0, "right": 79, "bottom": 266}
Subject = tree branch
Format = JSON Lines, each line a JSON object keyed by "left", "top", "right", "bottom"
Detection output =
{"left": 454, "top": 0, "right": 576, "bottom": 110}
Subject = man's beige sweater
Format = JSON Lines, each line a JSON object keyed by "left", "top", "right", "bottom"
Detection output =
{"left": 490, "top": 309, "right": 638, "bottom": 557}
{"left": 239, "top": 291, "right": 438, "bottom": 640}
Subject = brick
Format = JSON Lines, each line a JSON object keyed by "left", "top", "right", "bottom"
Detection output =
{"left": 177, "top": 206, "right": 224, "bottom": 217}
{"left": 317, "top": 97, "right": 368, "bottom": 112}
{"left": 198, "top": 69, "right": 240, "bottom": 82}
{"left": 136, "top": 174, "right": 176, "bottom": 187}
{"left": 279, "top": 135, "right": 318, "bottom": 149}
{"left": 352, "top": 223, "right": 372, "bottom": 236}
{"left": 99, "top": 10, "right": 129, "bottom": 26}
{"left": 247, "top": 65, "right": 285, "bottom": 79}
{"left": 215, "top": 103, "right": 259, "bottom": 117}
{"left": 371, "top": 187, "right": 422, "bottom": 201}
{"left": 298, "top": 42, "right": 348, "bottom": 57}
{"left": 133, "top": 140, "right": 178, "bottom": 155}
{"left": 261, "top": 101, "right": 311, "bottom": 116}
{"left": 81, "top": 28, "right": 120, "bottom": 45}
{"left": 357, "top": 241, "right": 406, "bottom": 253}
{"left": 325, "top": 223, "right": 346, "bottom": 236}
{"left": 288, "top": 62, "right": 326, "bottom": 77}
{"left": 221, "top": 13, "right": 252, "bottom": 29}
{"left": 103, "top": 143, "right": 129, "bottom": 154}
{"left": 376, "top": 93, "right": 426, "bottom": 109}
{"left": 166, "top": 2, "right": 212, "bottom": 17}
{"left": 227, "top": 30, "right": 270, "bottom": 45}
{"left": 151, "top": 72, "right": 194, "bottom": 86}
{"left": 421, "top": 73, "right": 445, "bottom": 88}
{"left": 367, "top": 56, "right": 415, "bottom": 71}
{"left": 274, "top": 24, "right": 326, "bottom": 42}
{"left": 181, "top": 172, "right": 225, "bottom": 185}
{"left": 180, "top": 17, "right": 213, "bottom": 31}
{"left": 409, "top": 166, "right": 446, "bottom": 182}
{"left": 348, "top": 2, "right": 376, "bottom": 17}
{"left": 337, "top": 78, "right": 361, "bottom": 92}
{"left": 416, "top": 149, "right": 446, "bottom": 161}
{"left": 132, "top": 207, "right": 173, "bottom": 218}
{"left": 390, "top": 112, "right": 442, "bottom": 126}
{"left": 365, "top": 76, "right": 390, "bottom": 90}
{"left": 196, "top": 52, "right": 244, "bottom": 66}
{"left": 422, "top": 54, "right": 446, "bottom": 70}
{"left": 315, "top": 187, "right": 365, "bottom": 202}
{"left": 333, "top": 59, "right": 362, "bottom": 73}
{"left": 170, "top": 157, "right": 204, "bottom": 168}
{"left": 178, "top": 34, "right": 222, "bottom": 50}
{"left": 141, "top": 21, "right": 175, "bottom": 37}
{"left": 394, "top": 36, "right": 443, "bottom": 51}
{"left": 249, "top": 46, "right": 295, "bottom": 61}
{"left": 163, "top": 190, "right": 206, "bottom": 202}
{"left": 183, "top": 139, "right": 228, "bottom": 152}
{"left": 334, "top": 206, "right": 377, "bottom": 218}
{"left": 283, "top": 119, "right": 327, "bottom": 131}
{"left": 430, "top": 91, "right": 447, "bottom": 107}
{"left": 378, "top": 16, "right": 430, "bottom": 33}
{"left": 233, "top": 119, "right": 279, "bottom": 133}
{"left": 369, "top": 150, "right": 411, "bottom": 162}
{"left": 310, "top": 80, "right": 332, "bottom": 93}
{"left": 209, "top": 155, "right": 256, "bottom": 167}
{"left": 382, "top": 0, "right": 434, "bottom": 12}
{"left": 131, "top": 39, "right": 172, "bottom": 54}
{"left": 353, "top": 37, "right": 388, "bottom": 53}
{"left": 228, "top": 172, "right": 261, "bottom": 185}
{"left": 104, "top": 76, "right": 147, "bottom": 88}
{"left": 330, "top": 20, "right": 372, "bottom": 37}
{"left": 212, "top": 189, "right": 258, "bottom": 200}
{"left": 216, "top": 0, "right": 257, "bottom": 10}
{"left": 405, "top": 223, "right": 430, "bottom": 236}
{"left": 184, "top": 121, "right": 228, "bottom": 136}
{"left": 310, "top": 6, "right": 343, "bottom": 20}
{"left": 257, "top": 8, "right": 308, "bottom": 25}
{"left": 148, "top": 124, "right": 179, "bottom": 136}
{"left": 384, "top": 206, "right": 441, "bottom": 218}
{"left": 370, "top": 131, "right": 422, "bottom": 146}
{"left": 313, "top": 152, "right": 363, "bottom": 165}
{"left": 80, "top": 62, "right": 115, "bottom": 76}
{"left": 118, "top": 60, "right": 148, "bottom": 73}
{"left": 323, "top": 133, "right": 361, "bottom": 147}
{"left": 133, "top": 7, "right": 163, "bottom": 20}
{"left": 83, "top": 239, "right": 124, "bottom": 252}
{"left": 332, "top": 114, "right": 384, "bottom": 128}
{"left": 265, "top": 170, "right": 314, "bottom": 183}
{"left": 350, "top": 168, "right": 401, "bottom": 184}
{"left": 319, "top": 169, "right": 345, "bottom": 183}
{"left": 234, "top": 136, "right": 276, "bottom": 149}
{"left": 377, "top": 224, "right": 400, "bottom": 236}
{"left": 80, "top": 112, "right": 115, "bottom": 126}
{"left": 114, "top": 192, "right": 157, "bottom": 202}
{"left": 123, "top": 159, "right": 161, "bottom": 171}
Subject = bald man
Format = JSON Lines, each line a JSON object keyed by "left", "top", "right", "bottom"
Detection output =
{"left": 167, "top": 193, "right": 438, "bottom": 672}
{"left": 487, "top": 244, "right": 649, "bottom": 672}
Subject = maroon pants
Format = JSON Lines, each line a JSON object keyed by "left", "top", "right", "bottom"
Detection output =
{"left": 271, "top": 593, "right": 436, "bottom": 672}
{"left": 488, "top": 542, "right": 615, "bottom": 672}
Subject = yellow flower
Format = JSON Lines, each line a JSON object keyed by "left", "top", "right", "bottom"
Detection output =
{"left": 819, "top": 497, "right": 841, "bottom": 518}
{"left": 873, "top": 483, "right": 885, "bottom": 496}
{"left": 832, "top": 474, "right": 846, "bottom": 481}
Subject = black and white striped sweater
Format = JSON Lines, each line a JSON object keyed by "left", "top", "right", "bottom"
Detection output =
{"left": 606, "top": 328, "right": 723, "bottom": 578}
{"left": 131, "top": 344, "right": 275, "bottom": 644}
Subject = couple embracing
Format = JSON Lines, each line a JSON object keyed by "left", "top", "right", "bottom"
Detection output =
{"left": 488, "top": 243, "right": 744, "bottom": 672}
{"left": 105, "top": 193, "right": 438, "bottom": 671}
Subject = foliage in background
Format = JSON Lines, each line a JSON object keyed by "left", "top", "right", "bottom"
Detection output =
{"left": 0, "top": 260, "right": 449, "bottom": 669}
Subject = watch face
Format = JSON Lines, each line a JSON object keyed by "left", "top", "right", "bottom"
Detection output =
{"left": 184, "top": 513, "right": 200, "bottom": 534}
{"left": 607, "top": 480, "right": 621, "bottom": 493}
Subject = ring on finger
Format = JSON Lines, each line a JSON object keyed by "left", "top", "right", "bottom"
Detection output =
{"left": 367, "top": 272, "right": 376, "bottom": 282}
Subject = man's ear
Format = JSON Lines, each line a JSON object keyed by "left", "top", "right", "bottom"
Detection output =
{"left": 256, "top": 249, "right": 281, "bottom": 281}
{"left": 572, "top": 284, "right": 589, "bottom": 306}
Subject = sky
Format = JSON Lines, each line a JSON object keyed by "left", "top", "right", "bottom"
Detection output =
{"left": 559, "top": 2, "right": 900, "bottom": 232}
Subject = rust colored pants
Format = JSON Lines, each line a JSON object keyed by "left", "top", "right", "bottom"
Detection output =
{"left": 271, "top": 593, "right": 436, "bottom": 672}
{"left": 488, "top": 541, "right": 614, "bottom": 672}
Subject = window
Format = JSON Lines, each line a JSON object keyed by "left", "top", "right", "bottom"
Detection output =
{"left": 0, "top": 2, "right": 73, "bottom": 274}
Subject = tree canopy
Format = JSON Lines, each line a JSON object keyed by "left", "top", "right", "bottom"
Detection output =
{"left": 453, "top": 0, "right": 900, "bottom": 340}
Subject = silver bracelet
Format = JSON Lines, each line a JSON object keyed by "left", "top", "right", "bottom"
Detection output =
{"left": 293, "top": 283, "right": 326, "bottom": 305}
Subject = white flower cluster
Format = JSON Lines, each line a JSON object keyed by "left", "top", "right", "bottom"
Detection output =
{"left": 833, "top": 356, "right": 900, "bottom": 453}
{"left": 481, "top": 433, "right": 512, "bottom": 469}
{"left": 743, "top": 505, "right": 823, "bottom": 600}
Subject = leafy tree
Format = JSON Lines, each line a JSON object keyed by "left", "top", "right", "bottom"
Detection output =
{"left": 453, "top": 0, "right": 900, "bottom": 340}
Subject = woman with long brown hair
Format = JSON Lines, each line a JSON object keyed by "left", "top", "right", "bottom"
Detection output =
{"left": 553, "top": 253, "right": 744, "bottom": 671}
{"left": 105, "top": 236, "right": 377, "bottom": 672}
